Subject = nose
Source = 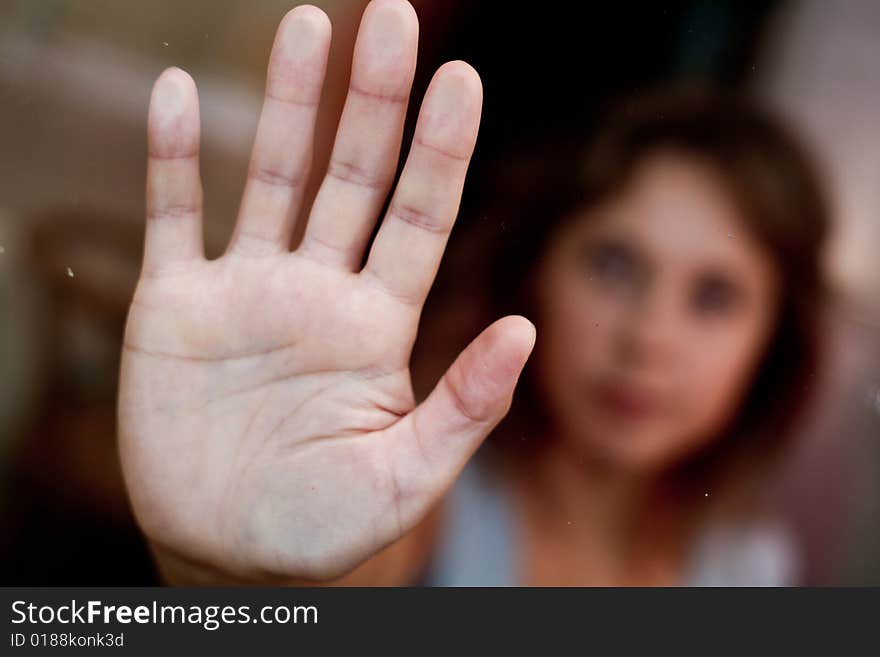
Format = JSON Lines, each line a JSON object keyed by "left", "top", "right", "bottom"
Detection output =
{"left": 614, "top": 278, "right": 681, "bottom": 371}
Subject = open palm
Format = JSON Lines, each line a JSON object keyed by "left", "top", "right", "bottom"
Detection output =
{"left": 118, "top": 0, "right": 534, "bottom": 583}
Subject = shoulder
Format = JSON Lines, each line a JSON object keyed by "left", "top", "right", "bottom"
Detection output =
{"left": 420, "top": 453, "right": 518, "bottom": 586}
{"left": 685, "top": 516, "right": 802, "bottom": 586}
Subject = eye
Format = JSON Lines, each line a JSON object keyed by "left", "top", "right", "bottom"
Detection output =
{"left": 692, "top": 275, "right": 741, "bottom": 315}
{"left": 582, "top": 241, "right": 637, "bottom": 285}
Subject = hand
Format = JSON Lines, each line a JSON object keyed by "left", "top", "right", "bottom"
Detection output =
{"left": 118, "top": 0, "right": 535, "bottom": 583}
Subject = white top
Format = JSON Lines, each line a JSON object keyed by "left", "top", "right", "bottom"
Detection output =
{"left": 423, "top": 456, "right": 801, "bottom": 586}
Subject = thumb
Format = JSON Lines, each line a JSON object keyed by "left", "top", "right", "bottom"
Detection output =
{"left": 378, "top": 315, "right": 535, "bottom": 527}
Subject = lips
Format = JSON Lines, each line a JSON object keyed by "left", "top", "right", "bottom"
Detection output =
{"left": 592, "top": 380, "right": 661, "bottom": 420}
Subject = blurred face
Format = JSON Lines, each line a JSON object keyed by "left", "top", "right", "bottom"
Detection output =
{"left": 532, "top": 151, "right": 780, "bottom": 473}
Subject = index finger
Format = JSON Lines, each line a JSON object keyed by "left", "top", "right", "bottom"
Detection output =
{"left": 360, "top": 61, "right": 482, "bottom": 307}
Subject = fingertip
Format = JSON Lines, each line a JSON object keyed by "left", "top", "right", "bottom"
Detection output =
{"left": 435, "top": 60, "right": 483, "bottom": 101}
{"left": 148, "top": 67, "right": 199, "bottom": 156}
{"left": 161, "top": 65, "right": 195, "bottom": 84}
{"left": 493, "top": 315, "right": 537, "bottom": 373}
{"left": 268, "top": 4, "right": 332, "bottom": 103}
{"left": 431, "top": 60, "right": 483, "bottom": 121}
{"left": 366, "top": 0, "right": 419, "bottom": 26}
{"left": 280, "top": 4, "right": 332, "bottom": 45}
{"left": 353, "top": 0, "right": 419, "bottom": 92}
{"left": 152, "top": 66, "right": 196, "bottom": 104}
{"left": 510, "top": 314, "right": 537, "bottom": 354}
{"left": 415, "top": 60, "right": 482, "bottom": 156}
{"left": 148, "top": 66, "right": 200, "bottom": 149}
{"left": 286, "top": 4, "right": 331, "bottom": 27}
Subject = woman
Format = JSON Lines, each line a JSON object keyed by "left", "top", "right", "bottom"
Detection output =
{"left": 414, "top": 88, "right": 828, "bottom": 585}
{"left": 117, "top": 0, "right": 827, "bottom": 586}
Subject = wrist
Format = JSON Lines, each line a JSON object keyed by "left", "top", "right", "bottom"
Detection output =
{"left": 148, "top": 542, "right": 324, "bottom": 587}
